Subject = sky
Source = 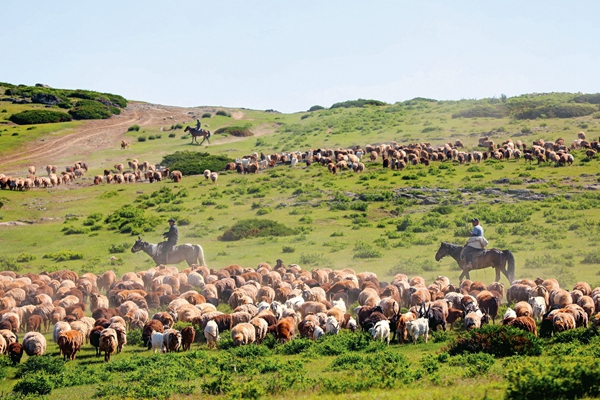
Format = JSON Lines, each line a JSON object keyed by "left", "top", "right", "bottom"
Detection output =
{"left": 2, "top": 1, "right": 599, "bottom": 113}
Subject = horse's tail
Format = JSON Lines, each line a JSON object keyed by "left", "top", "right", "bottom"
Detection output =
{"left": 206, "top": 130, "right": 211, "bottom": 138}
{"left": 504, "top": 250, "right": 515, "bottom": 283}
{"left": 195, "top": 245, "right": 207, "bottom": 267}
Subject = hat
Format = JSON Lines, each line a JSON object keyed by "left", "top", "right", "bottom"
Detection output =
{"left": 168, "top": 218, "right": 176, "bottom": 223}
{"left": 471, "top": 218, "right": 479, "bottom": 223}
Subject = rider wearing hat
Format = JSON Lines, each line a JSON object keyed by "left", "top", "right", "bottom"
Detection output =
{"left": 461, "top": 218, "right": 487, "bottom": 269}
{"left": 162, "top": 218, "right": 179, "bottom": 259}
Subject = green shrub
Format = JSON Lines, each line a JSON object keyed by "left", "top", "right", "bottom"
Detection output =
{"left": 216, "top": 110, "right": 231, "bottom": 117}
{"left": 299, "top": 253, "right": 330, "bottom": 266}
{"left": 128, "top": 124, "right": 140, "bottom": 131}
{"left": 452, "top": 104, "right": 508, "bottom": 118}
{"left": 219, "top": 218, "right": 294, "bottom": 241}
{"left": 582, "top": 249, "right": 600, "bottom": 264}
{"left": 137, "top": 136, "right": 147, "bottom": 142}
{"left": 108, "top": 242, "right": 130, "bottom": 254}
{"left": 0, "top": 256, "right": 19, "bottom": 271}
{"left": 506, "top": 357, "right": 600, "bottom": 400}
{"left": 160, "top": 151, "right": 234, "bottom": 176}
{"left": 352, "top": 241, "right": 383, "bottom": 259}
{"left": 16, "top": 252, "right": 36, "bottom": 262}
{"left": 330, "top": 99, "right": 386, "bottom": 109}
{"left": 308, "top": 105, "right": 324, "bottom": 111}
{"left": 104, "top": 204, "right": 162, "bottom": 235}
{"left": 256, "top": 207, "right": 272, "bottom": 215}
{"left": 16, "top": 355, "right": 65, "bottom": 378}
{"left": 13, "top": 372, "right": 54, "bottom": 396}
{"left": 69, "top": 99, "right": 113, "bottom": 120}
{"left": 168, "top": 133, "right": 176, "bottom": 138}
{"left": 282, "top": 246, "right": 295, "bottom": 253}
{"left": 42, "top": 251, "right": 84, "bottom": 261}
{"left": 445, "top": 325, "right": 542, "bottom": 357}
{"left": 148, "top": 135, "right": 156, "bottom": 140}
{"left": 9, "top": 110, "right": 72, "bottom": 125}
{"left": 214, "top": 126, "right": 253, "bottom": 137}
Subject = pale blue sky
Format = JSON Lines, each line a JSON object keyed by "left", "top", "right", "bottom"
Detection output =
{"left": 2, "top": 1, "right": 599, "bottom": 113}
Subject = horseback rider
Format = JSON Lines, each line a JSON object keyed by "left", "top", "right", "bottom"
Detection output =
{"left": 461, "top": 218, "right": 488, "bottom": 270}
{"left": 196, "top": 119, "right": 201, "bottom": 131}
{"left": 162, "top": 218, "right": 179, "bottom": 260}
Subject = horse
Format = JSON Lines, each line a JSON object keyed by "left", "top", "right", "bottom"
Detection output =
{"left": 184, "top": 126, "right": 211, "bottom": 145}
{"left": 434, "top": 242, "right": 515, "bottom": 284}
{"left": 131, "top": 237, "right": 206, "bottom": 267}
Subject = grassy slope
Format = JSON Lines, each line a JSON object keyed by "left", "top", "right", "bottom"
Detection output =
{"left": 1, "top": 94, "right": 600, "bottom": 399}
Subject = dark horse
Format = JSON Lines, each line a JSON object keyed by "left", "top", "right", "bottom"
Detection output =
{"left": 184, "top": 126, "right": 211, "bottom": 145}
{"left": 435, "top": 242, "right": 515, "bottom": 283}
{"left": 131, "top": 237, "right": 206, "bottom": 267}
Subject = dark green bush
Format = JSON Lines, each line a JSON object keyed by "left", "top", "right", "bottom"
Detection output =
{"left": 215, "top": 110, "right": 231, "bottom": 117}
{"left": 214, "top": 126, "right": 253, "bottom": 137}
{"left": 330, "top": 99, "right": 386, "bottom": 109}
{"left": 445, "top": 325, "right": 542, "bottom": 357}
{"left": 308, "top": 105, "right": 324, "bottom": 111}
{"left": 128, "top": 124, "right": 140, "bottom": 131}
{"left": 42, "top": 250, "right": 84, "bottom": 261}
{"left": 506, "top": 357, "right": 600, "bottom": 400}
{"left": 9, "top": 110, "right": 72, "bottom": 125}
{"left": 219, "top": 219, "right": 295, "bottom": 241}
{"left": 16, "top": 252, "right": 36, "bottom": 262}
{"left": 108, "top": 242, "right": 130, "bottom": 254}
{"left": 68, "top": 99, "right": 113, "bottom": 120}
{"left": 16, "top": 355, "right": 65, "bottom": 378}
{"left": 160, "top": 151, "right": 234, "bottom": 176}
{"left": 137, "top": 136, "right": 146, "bottom": 142}
{"left": 13, "top": 372, "right": 53, "bottom": 396}
{"left": 201, "top": 112, "right": 211, "bottom": 118}
{"left": 0, "top": 256, "right": 19, "bottom": 272}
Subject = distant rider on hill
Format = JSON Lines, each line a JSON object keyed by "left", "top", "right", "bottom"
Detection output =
{"left": 162, "top": 218, "right": 178, "bottom": 261}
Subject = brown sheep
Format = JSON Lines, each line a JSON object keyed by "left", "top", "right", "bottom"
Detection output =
{"left": 8, "top": 342, "right": 23, "bottom": 365}
{"left": 276, "top": 316, "right": 296, "bottom": 344}
{"left": 58, "top": 330, "right": 84, "bottom": 361}
{"left": 181, "top": 326, "right": 196, "bottom": 351}
{"left": 573, "top": 281, "right": 592, "bottom": 296}
{"left": 231, "top": 323, "right": 255, "bottom": 346}
{"left": 505, "top": 316, "right": 538, "bottom": 337}
{"left": 476, "top": 291, "right": 500, "bottom": 323}
{"left": 170, "top": 170, "right": 183, "bottom": 182}
{"left": 142, "top": 320, "right": 164, "bottom": 349}
{"left": 99, "top": 328, "right": 118, "bottom": 362}
{"left": 515, "top": 301, "right": 533, "bottom": 318}
{"left": 552, "top": 289, "right": 573, "bottom": 307}
{"left": 553, "top": 312, "right": 576, "bottom": 333}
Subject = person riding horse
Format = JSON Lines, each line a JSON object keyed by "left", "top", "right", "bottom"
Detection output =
{"left": 196, "top": 119, "right": 201, "bottom": 131}
{"left": 162, "top": 218, "right": 179, "bottom": 260}
{"left": 460, "top": 218, "right": 488, "bottom": 270}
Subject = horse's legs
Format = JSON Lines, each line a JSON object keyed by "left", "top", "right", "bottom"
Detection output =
{"left": 495, "top": 267, "right": 501, "bottom": 283}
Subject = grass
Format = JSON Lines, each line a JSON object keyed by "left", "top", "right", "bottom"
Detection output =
{"left": 2, "top": 89, "right": 600, "bottom": 398}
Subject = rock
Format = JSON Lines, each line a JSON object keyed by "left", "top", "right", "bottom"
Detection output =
{"left": 31, "top": 93, "right": 62, "bottom": 105}
{"left": 420, "top": 197, "right": 439, "bottom": 205}
{"left": 493, "top": 178, "right": 510, "bottom": 184}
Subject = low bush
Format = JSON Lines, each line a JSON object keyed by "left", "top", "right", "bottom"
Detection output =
{"left": 214, "top": 126, "right": 253, "bottom": 137}
{"left": 16, "top": 252, "right": 36, "bottom": 262}
{"left": 282, "top": 246, "right": 295, "bottom": 253}
{"left": 9, "top": 110, "right": 72, "bottom": 125}
{"left": 445, "top": 325, "right": 542, "bottom": 357}
{"left": 219, "top": 218, "right": 294, "bottom": 241}
{"left": 128, "top": 124, "right": 140, "bottom": 131}
{"left": 69, "top": 99, "right": 114, "bottom": 120}
{"left": 13, "top": 372, "right": 54, "bottom": 396}
{"left": 42, "top": 250, "right": 84, "bottom": 261}
{"left": 352, "top": 241, "right": 383, "bottom": 259}
{"left": 137, "top": 136, "right": 147, "bottom": 142}
{"left": 216, "top": 110, "right": 231, "bottom": 117}
{"left": 16, "top": 355, "right": 65, "bottom": 378}
{"left": 160, "top": 151, "right": 234, "bottom": 176}
{"left": 104, "top": 204, "right": 162, "bottom": 235}
{"left": 108, "top": 242, "right": 130, "bottom": 254}
{"left": 506, "top": 356, "right": 600, "bottom": 400}
{"left": 452, "top": 104, "right": 508, "bottom": 118}
{"left": 0, "top": 256, "right": 19, "bottom": 271}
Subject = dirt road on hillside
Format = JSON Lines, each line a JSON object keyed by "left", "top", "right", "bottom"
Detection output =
{"left": 0, "top": 103, "right": 202, "bottom": 173}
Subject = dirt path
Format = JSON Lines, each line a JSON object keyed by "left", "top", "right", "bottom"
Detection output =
{"left": 0, "top": 103, "right": 198, "bottom": 173}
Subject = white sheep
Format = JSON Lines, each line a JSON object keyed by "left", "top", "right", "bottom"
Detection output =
{"left": 204, "top": 320, "right": 220, "bottom": 349}
{"left": 331, "top": 299, "right": 347, "bottom": 313}
{"left": 369, "top": 320, "right": 390, "bottom": 345}
{"left": 53, "top": 321, "right": 71, "bottom": 344}
{"left": 406, "top": 317, "right": 429, "bottom": 344}
{"left": 313, "top": 325, "right": 325, "bottom": 341}
{"left": 325, "top": 316, "right": 340, "bottom": 335}
{"left": 503, "top": 307, "right": 517, "bottom": 320}
{"left": 529, "top": 296, "right": 547, "bottom": 321}
{"left": 210, "top": 172, "right": 218, "bottom": 183}
{"left": 151, "top": 331, "right": 165, "bottom": 354}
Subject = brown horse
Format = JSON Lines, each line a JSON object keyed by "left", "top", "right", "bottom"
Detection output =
{"left": 184, "top": 126, "right": 211, "bottom": 145}
{"left": 435, "top": 242, "right": 515, "bottom": 284}
{"left": 131, "top": 237, "right": 206, "bottom": 267}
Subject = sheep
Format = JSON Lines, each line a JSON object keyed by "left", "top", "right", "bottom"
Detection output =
{"left": 22, "top": 332, "right": 46, "bottom": 357}
{"left": 325, "top": 315, "right": 340, "bottom": 335}
{"left": 476, "top": 290, "right": 500, "bottom": 324}
{"left": 8, "top": 342, "right": 23, "bottom": 365}
{"left": 210, "top": 172, "right": 218, "bottom": 183}
{"left": 58, "top": 330, "right": 84, "bottom": 360}
{"left": 406, "top": 317, "right": 429, "bottom": 344}
{"left": 203, "top": 170, "right": 211, "bottom": 180}
{"left": 464, "top": 311, "right": 483, "bottom": 331}
{"left": 181, "top": 326, "right": 196, "bottom": 351}
{"left": 152, "top": 331, "right": 166, "bottom": 353}
{"left": 231, "top": 322, "right": 256, "bottom": 346}
{"left": 89, "top": 325, "right": 103, "bottom": 357}
{"left": 503, "top": 316, "right": 538, "bottom": 336}
{"left": 515, "top": 301, "right": 533, "bottom": 318}
{"left": 528, "top": 297, "right": 547, "bottom": 320}
{"left": 553, "top": 312, "right": 576, "bottom": 333}
{"left": 313, "top": 325, "right": 325, "bottom": 341}
{"left": 276, "top": 316, "right": 296, "bottom": 344}
{"left": 552, "top": 289, "right": 572, "bottom": 307}
{"left": 110, "top": 323, "right": 127, "bottom": 353}
{"left": 26, "top": 315, "right": 43, "bottom": 332}
{"left": 250, "top": 317, "right": 269, "bottom": 344}
{"left": 53, "top": 321, "right": 72, "bottom": 347}
{"left": 100, "top": 328, "right": 118, "bottom": 362}
{"left": 369, "top": 320, "right": 390, "bottom": 345}
{"left": 0, "top": 334, "right": 5, "bottom": 355}
{"left": 163, "top": 328, "right": 182, "bottom": 353}
{"left": 446, "top": 308, "right": 465, "bottom": 330}
{"left": 204, "top": 320, "right": 220, "bottom": 349}
{"left": 0, "top": 329, "right": 17, "bottom": 349}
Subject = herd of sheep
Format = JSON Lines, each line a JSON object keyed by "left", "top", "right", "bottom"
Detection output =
{"left": 1, "top": 260, "right": 599, "bottom": 365}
